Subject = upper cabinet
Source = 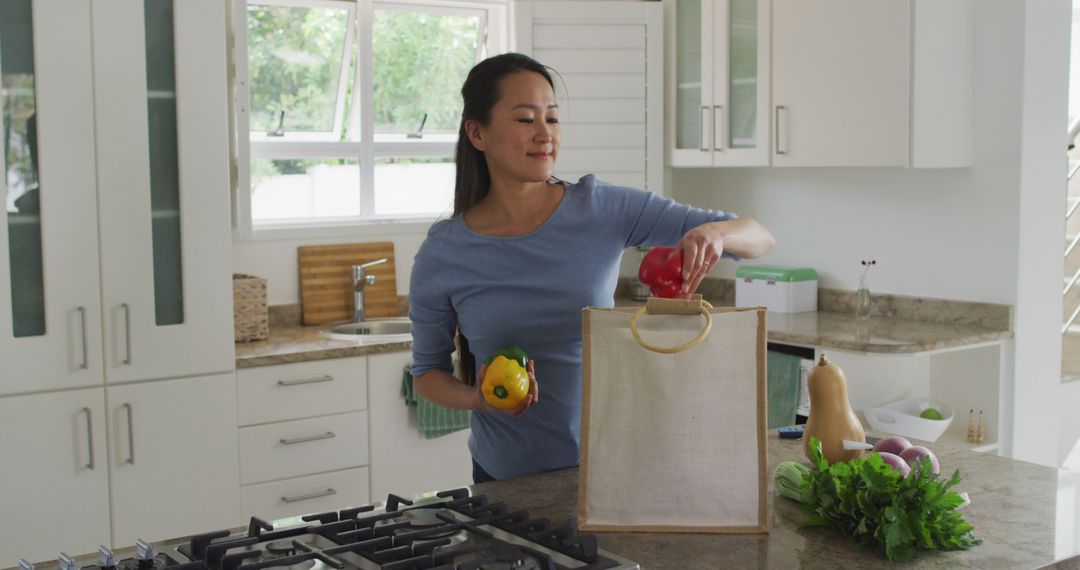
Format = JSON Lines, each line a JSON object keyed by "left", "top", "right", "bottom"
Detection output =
{"left": 668, "top": 0, "right": 771, "bottom": 167}
{"left": 92, "top": 0, "right": 234, "bottom": 383}
{"left": 772, "top": 0, "right": 972, "bottom": 167}
{"left": 1, "top": 0, "right": 235, "bottom": 396}
{"left": 0, "top": 0, "right": 104, "bottom": 395}
{"left": 667, "top": 0, "right": 973, "bottom": 168}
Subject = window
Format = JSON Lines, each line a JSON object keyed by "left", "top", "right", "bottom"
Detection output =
{"left": 234, "top": 0, "right": 508, "bottom": 236}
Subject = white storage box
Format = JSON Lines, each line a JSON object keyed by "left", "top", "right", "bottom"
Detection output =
{"left": 735, "top": 265, "right": 818, "bottom": 313}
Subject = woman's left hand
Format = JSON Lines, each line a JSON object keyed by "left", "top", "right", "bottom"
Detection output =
{"left": 675, "top": 224, "right": 725, "bottom": 299}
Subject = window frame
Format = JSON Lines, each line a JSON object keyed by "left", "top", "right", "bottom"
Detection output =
{"left": 232, "top": 0, "right": 510, "bottom": 240}
{"left": 246, "top": 0, "right": 358, "bottom": 141}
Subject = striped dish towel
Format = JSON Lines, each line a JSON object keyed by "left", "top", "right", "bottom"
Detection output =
{"left": 766, "top": 351, "right": 802, "bottom": 429}
{"left": 401, "top": 363, "right": 471, "bottom": 439}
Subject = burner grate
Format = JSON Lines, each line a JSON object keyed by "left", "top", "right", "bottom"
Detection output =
{"left": 173, "top": 489, "right": 628, "bottom": 570}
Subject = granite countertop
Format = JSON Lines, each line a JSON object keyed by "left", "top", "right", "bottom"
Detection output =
{"left": 236, "top": 283, "right": 1013, "bottom": 367}
{"left": 473, "top": 434, "right": 1080, "bottom": 569}
{"left": 234, "top": 321, "right": 412, "bottom": 368}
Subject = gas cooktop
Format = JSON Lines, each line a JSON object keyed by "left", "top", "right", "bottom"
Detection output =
{"left": 19, "top": 488, "right": 637, "bottom": 570}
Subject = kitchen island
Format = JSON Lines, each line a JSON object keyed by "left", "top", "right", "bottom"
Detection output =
{"left": 472, "top": 433, "right": 1080, "bottom": 569}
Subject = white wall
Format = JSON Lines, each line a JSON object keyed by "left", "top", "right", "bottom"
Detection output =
{"left": 1011, "top": 0, "right": 1070, "bottom": 466}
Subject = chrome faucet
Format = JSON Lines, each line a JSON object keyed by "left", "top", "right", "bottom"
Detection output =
{"left": 352, "top": 258, "right": 388, "bottom": 322}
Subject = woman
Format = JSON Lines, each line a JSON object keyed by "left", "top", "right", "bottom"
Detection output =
{"left": 409, "top": 53, "right": 774, "bottom": 483}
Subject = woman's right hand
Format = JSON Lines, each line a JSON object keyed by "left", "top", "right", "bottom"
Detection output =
{"left": 472, "top": 359, "right": 539, "bottom": 416}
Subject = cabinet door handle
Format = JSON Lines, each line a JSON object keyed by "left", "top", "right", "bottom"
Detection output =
{"left": 775, "top": 106, "right": 788, "bottom": 155}
{"left": 77, "top": 307, "right": 89, "bottom": 369}
{"left": 280, "top": 431, "right": 336, "bottom": 445}
{"left": 281, "top": 488, "right": 336, "bottom": 504}
{"left": 123, "top": 403, "right": 135, "bottom": 464}
{"left": 277, "top": 375, "right": 334, "bottom": 387}
{"left": 121, "top": 303, "right": 132, "bottom": 365}
{"left": 713, "top": 105, "right": 724, "bottom": 151}
{"left": 699, "top": 106, "right": 710, "bottom": 152}
{"left": 82, "top": 407, "right": 95, "bottom": 470}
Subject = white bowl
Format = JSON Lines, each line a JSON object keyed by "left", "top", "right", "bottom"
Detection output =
{"left": 864, "top": 397, "right": 954, "bottom": 442}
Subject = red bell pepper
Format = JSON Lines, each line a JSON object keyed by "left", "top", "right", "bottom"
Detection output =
{"left": 637, "top": 247, "right": 684, "bottom": 298}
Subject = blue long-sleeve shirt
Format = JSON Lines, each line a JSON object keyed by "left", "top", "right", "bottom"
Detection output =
{"left": 408, "top": 174, "right": 737, "bottom": 480}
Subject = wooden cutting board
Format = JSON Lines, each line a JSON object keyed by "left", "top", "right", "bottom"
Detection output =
{"left": 298, "top": 242, "right": 399, "bottom": 325}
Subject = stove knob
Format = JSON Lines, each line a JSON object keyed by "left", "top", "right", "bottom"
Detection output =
{"left": 134, "top": 539, "right": 157, "bottom": 569}
{"left": 58, "top": 552, "right": 79, "bottom": 570}
{"left": 17, "top": 559, "right": 34, "bottom": 570}
{"left": 98, "top": 546, "right": 117, "bottom": 569}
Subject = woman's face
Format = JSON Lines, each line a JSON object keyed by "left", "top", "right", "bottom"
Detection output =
{"left": 467, "top": 71, "right": 560, "bottom": 184}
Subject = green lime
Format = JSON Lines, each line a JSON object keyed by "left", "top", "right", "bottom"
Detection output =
{"left": 919, "top": 408, "right": 944, "bottom": 420}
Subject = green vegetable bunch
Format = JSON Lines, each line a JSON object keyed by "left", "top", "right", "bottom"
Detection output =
{"left": 799, "top": 436, "right": 981, "bottom": 562}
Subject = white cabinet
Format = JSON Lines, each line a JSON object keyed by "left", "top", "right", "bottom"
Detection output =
{"left": 236, "top": 357, "right": 370, "bottom": 520}
{"left": 239, "top": 411, "right": 369, "bottom": 485}
{"left": 0, "top": 377, "right": 241, "bottom": 561}
{"left": 667, "top": 0, "right": 973, "bottom": 168}
{"left": 667, "top": 0, "right": 771, "bottom": 167}
{"left": 106, "top": 374, "right": 240, "bottom": 547}
{"left": 0, "top": 0, "right": 239, "bottom": 561}
{"left": 235, "top": 352, "right": 473, "bottom": 517}
{"left": 240, "top": 468, "right": 371, "bottom": 524}
{"left": 0, "top": 0, "right": 104, "bottom": 396}
{"left": 236, "top": 357, "right": 368, "bottom": 426}
{"left": 1, "top": 0, "right": 234, "bottom": 395}
{"left": 367, "top": 352, "right": 472, "bottom": 500}
{"left": 92, "top": 0, "right": 234, "bottom": 382}
{"left": 0, "top": 389, "right": 110, "bottom": 563}
{"left": 770, "top": 0, "right": 972, "bottom": 167}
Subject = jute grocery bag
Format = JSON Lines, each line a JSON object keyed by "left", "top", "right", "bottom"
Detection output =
{"left": 578, "top": 296, "right": 768, "bottom": 533}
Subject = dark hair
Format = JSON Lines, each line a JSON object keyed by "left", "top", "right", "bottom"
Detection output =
{"left": 453, "top": 53, "right": 558, "bottom": 387}
{"left": 453, "top": 52, "right": 557, "bottom": 217}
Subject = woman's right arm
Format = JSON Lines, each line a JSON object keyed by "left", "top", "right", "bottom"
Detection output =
{"left": 414, "top": 369, "right": 480, "bottom": 410}
{"left": 417, "top": 362, "right": 539, "bottom": 416}
{"left": 408, "top": 226, "right": 536, "bottom": 416}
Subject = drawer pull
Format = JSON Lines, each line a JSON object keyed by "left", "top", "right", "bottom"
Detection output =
{"left": 277, "top": 375, "right": 334, "bottom": 387}
{"left": 280, "top": 431, "right": 336, "bottom": 445}
{"left": 281, "top": 488, "right": 336, "bottom": 504}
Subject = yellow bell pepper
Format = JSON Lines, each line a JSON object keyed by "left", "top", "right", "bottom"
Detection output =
{"left": 482, "top": 355, "right": 530, "bottom": 410}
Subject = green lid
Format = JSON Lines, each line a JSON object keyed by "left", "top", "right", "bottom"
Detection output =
{"left": 735, "top": 265, "right": 818, "bottom": 282}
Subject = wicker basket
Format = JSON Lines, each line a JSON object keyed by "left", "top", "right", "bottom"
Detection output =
{"left": 233, "top": 273, "right": 268, "bottom": 342}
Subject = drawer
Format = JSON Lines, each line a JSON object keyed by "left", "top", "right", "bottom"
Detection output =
{"left": 239, "top": 411, "right": 368, "bottom": 485}
{"left": 237, "top": 357, "right": 367, "bottom": 426}
{"left": 241, "top": 467, "right": 370, "bottom": 522}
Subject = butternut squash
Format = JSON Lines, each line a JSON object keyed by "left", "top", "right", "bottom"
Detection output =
{"left": 803, "top": 353, "right": 866, "bottom": 464}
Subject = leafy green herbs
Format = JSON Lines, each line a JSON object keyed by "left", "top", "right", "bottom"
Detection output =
{"left": 798, "top": 436, "right": 981, "bottom": 562}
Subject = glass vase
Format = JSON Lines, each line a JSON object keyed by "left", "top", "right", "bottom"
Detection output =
{"left": 855, "top": 274, "right": 872, "bottom": 320}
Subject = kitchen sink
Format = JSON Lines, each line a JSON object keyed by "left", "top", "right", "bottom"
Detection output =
{"left": 320, "top": 317, "right": 412, "bottom": 343}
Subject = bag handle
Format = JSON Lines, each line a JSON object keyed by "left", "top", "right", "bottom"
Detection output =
{"left": 629, "top": 296, "right": 714, "bottom": 354}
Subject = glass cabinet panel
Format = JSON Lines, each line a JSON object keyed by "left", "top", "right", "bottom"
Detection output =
{"left": 674, "top": 0, "right": 702, "bottom": 151}
{"left": 2, "top": 0, "right": 44, "bottom": 337}
{"left": 727, "top": 0, "right": 758, "bottom": 149}
{"left": 144, "top": 0, "right": 184, "bottom": 326}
